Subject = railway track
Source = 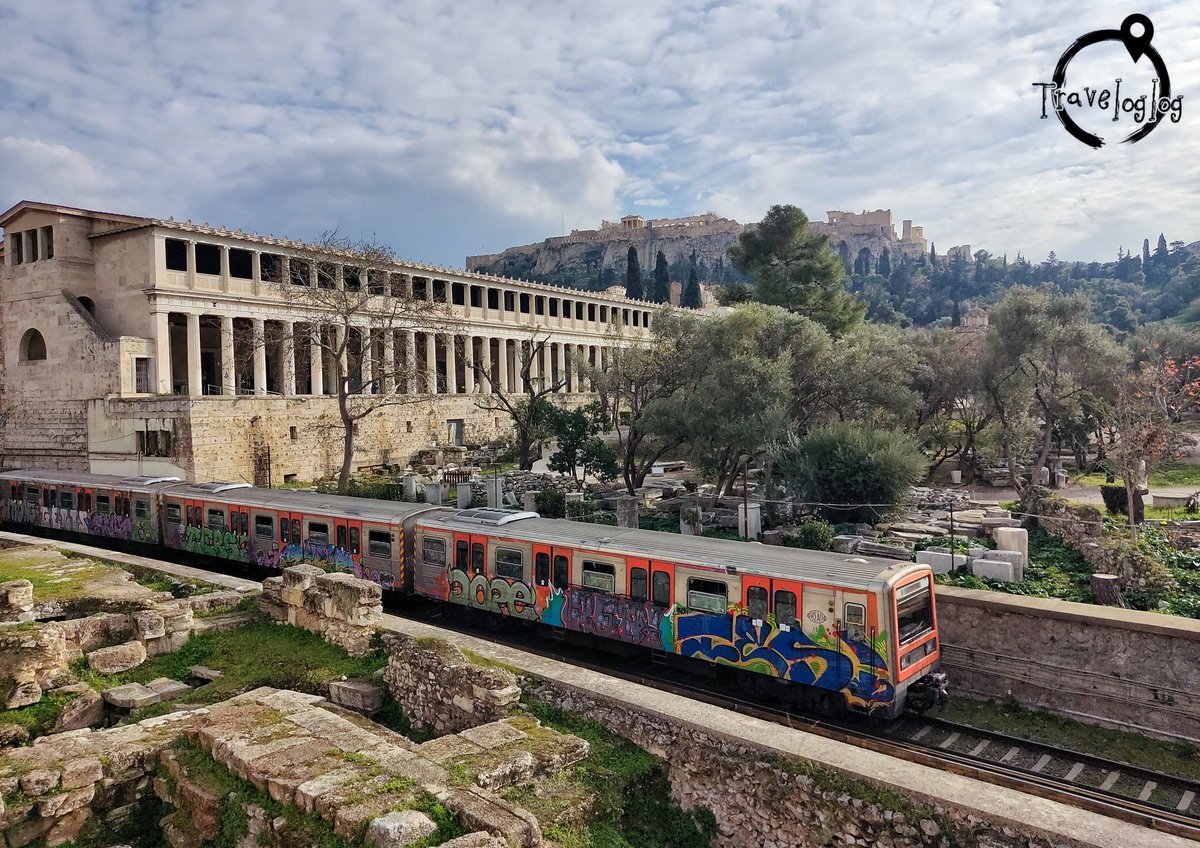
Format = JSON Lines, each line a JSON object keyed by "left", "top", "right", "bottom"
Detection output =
{"left": 8, "top": 529, "right": 1200, "bottom": 842}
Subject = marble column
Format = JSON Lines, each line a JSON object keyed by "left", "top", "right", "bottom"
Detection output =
{"left": 220, "top": 316, "right": 235, "bottom": 395}
{"left": 252, "top": 318, "right": 267, "bottom": 395}
{"left": 153, "top": 311, "right": 172, "bottom": 394}
{"left": 382, "top": 329, "right": 395, "bottom": 394}
{"left": 445, "top": 333, "right": 458, "bottom": 394}
{"left": 497, "top": 338, "right": 509, "bottom": 395}
{"left": 310, "top": 325, "right": 324, "bottom": 396}
{"left": 405, "top": 330, "right": 417, "bottom": 394}
{"left": 281, "top": 321, "right": 296, "bottom": 396}
{"left": 425, "top": 332, "right": 437, "bottom": 393}
{"left": 186, "top": 312, "right": 202, "bottom": 396}
{"left": 555, "top": 342, "right": 566, "bottom": 393}
{"left": 463, "top": 336, "right": 476, "bottom": 394}
{"left": 480, "top": 336, "right": 493, "bottom": 393}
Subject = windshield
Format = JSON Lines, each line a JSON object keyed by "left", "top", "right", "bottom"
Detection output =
{"left": 896, "top": 577, "right": 933, "bottom": 645}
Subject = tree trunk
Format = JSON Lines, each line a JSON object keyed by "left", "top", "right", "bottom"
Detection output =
{"left": 338, "top": 393, "right": 355, "bottom": 493}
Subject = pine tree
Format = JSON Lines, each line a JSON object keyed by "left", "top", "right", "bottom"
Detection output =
{"left": 653, "top": 250, "right": 670, "bottom": 303}
{"left": 625, "top": 246, "right": 643, "bottom": 300}
{"left": 682, "top": 262, "right": 702, "bottom": 309}
{"left": 878, "top": 252, "right": 891, "bottom": 277}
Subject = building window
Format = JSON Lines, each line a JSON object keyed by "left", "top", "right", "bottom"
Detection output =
{"left": 290, "top": 259, "right": 310, "bottom": 286}
{"left": 19, "top": 328, "right": 47, "bottom": 361}
{"left": 487, "top": 288, "right": 499, "bottom": 310}
{"left": 228, "top": 248, "right": 253, "bottom": 279}
{"left": 137, "top": 430, "right": 173, "bottom": 457}
{"left": 165, "top": 239, "right": 188, "bottom": 271}
{"left": 549, "top": 298, "right": 558, "bottom": 317}
{"left": 10, "top": 233, "right": 23, "bottom": 264}
{"left": 344, "top": 266, "right": 361, "bottom": 290}
{"left": 588, "top": 303, "right": 596, "bottom": 322}
{"left": 27, "top": 230, "right": 39, "bottom": 262}
{"left": 504, "top": 291, "right": 515, "bottom": 311}
{"left": 260, "top": 253, "right": 281, "bottom": 282}
{"left": 451, "top": 283, "right": 465, "bottom": 306}
{"left": 194, "top": 242, "right": 220, "bottom": 275}
{"left": 134, "top": 357, "right": 151, "bottom": 392}
{"left": 599, "top": 306, "right": 608, "bottom": 323}
{"left": 289, "top": 426, "right": 298, "bottom": 441}
{"left": 519, "top": 293, "right": 530, "bottom": 314}
{"left": 535, "top": 296, "right": 545, "bottom": 315}
{"left": 406, "top": 421, "right": 413, "bottom": 433}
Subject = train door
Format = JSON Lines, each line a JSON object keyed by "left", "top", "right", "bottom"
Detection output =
{"left": 531, "top": 542, "right": 572, "bottom": 627}
{"left": 334, "top": 517, "right": 363, "bottom": 572}
{"left": 75, "top": 485, "right": 92, "bottom": 516}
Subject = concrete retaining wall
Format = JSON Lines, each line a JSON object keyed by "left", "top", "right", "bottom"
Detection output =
{"left": 936, "top": 585, "right": 1200, "bottom": 741}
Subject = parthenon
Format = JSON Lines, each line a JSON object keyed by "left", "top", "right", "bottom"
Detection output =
{"left": 0, "top": 202, "right": 660, "bottom": 483}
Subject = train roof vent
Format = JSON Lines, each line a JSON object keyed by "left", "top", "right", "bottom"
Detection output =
{"left": 188, "top": 481, "right": 254, "bottom": 494}
{"left": 453, "top": 508, "right": 539, "bottom": 525}
{"left": 119, "top": 476, "right": 182, "bottom": 485}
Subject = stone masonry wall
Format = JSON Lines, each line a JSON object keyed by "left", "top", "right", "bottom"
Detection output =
{"left": 522, "top": 679, "right": 1067, "bottom": 848}
{"left": 380, "top": 633, "right": 520, "bottom": 735}
{"left": 935, "top": 585, "right": 1200, "bottom": 741}
{"left": 258, "top": 565, "right": 381, "bottom": 656}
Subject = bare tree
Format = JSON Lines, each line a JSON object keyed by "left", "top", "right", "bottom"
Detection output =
{"left": 471, "top": 328, "right": 568, "bottom": 471}
{"left": 264, "top": 233, "right": 451, "bottom": 492}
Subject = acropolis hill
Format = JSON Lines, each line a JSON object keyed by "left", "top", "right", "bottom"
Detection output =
{"left": 467, "top": 209, "right": 956, "bottom": 286}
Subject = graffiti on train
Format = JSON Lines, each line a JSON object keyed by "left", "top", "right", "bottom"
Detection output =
{"left": 444, "top": 568, "right": 539, "bottom": 621}
{"left": 181, "top": 525, "right": 250, "bottom": 562}
{"left": 674, "top": 609, "right": 895, "bottom": 708}
{"left": 559, "top": 588, "right": 672, "bottom": 650}
{"left": 2, "top": 500, "right": 159, "bottom": 543}
{"left": 250, "top": 541, "right": 392, "bottom": 588}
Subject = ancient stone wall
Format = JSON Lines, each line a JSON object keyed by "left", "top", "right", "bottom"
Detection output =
{"left": 380, "top": 633, "right": 520, "bottom": 735}
{"left": 258, "top": 564, "right": 382, "bottom": 656}
{"left": 521, "top": 679, "right": 1066, "bottom": 848}
{"left": 935, "top": 584, "right": 1200, "bottom": 741}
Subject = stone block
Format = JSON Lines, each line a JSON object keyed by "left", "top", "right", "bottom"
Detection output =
{"left": 993, "top": 527, "right": 1028, "bottom": 561}
{"left": 438, "top": 835, "right": 508, "bottom": 848}
{"left": 4, "top": 814, "right": 52, "bottom": 848}
{"left": 830, "top": 535, "right": 861, "bottom": 553}
{"left": 984, "top": 508, "right": 1011, "bottom": 519}
{"left": 20, "top": 767, "right": 61, "bottom": 795}
{"left": 616, "top": 495, "right": 639, "bottom": 529}
{"left": 45, "top": 807, "right": 91, "bottom": 846}
{"left": 132, "top": 610, "right": 166, "bottom": 640}
{"left": 3, "top": 579, "right": 34, "bottom": 608}
{"left": 980, "top": 516, "right": 1021, "bottom": 530}
{"left": 51, "top": 687, "right": 104, "bottom": 733}
{"left": 972, "top": 558, "right": 1017, "bottom": 582}
{"left": 328, "top": 679, "right": 384, "bottom": 713}
{"left": 365, "top": 810, "right": 437, "bottom": 848}
{"left": 61, "top": 756, "right": 103, "bottom": 789}
{"left": 145, "top": 630, "right": 190, "bottom": 657}
{"left": 5, "top": 679, "right": 43, "bottom": 709}
{"left": 457, "top": 486, "right": 473, "bottom": 509}
{"left": 281, "top": 564, "right": 324, "bottom": 592}
{"left": 914, "top": 550, "right": 967, "bottom": 574}
{"left": 146, "top": 678, "right": 193, "bottom": 701}
{"left": 985, "top": 549, "right": 1025, "bottom": 581}
{"left": 87, "top": 640, "right": 147, "bottom": 674}
{"left": 39, "top": 784, "right": 95, "bottom": 817}
{"left": 856, "top": 540, "right": 911, "bottom": 559}
{"left": 190, "top": 665, "right": 224, "bottom": 681}
{"left": 102, "top": 682, "right": 161, "bottom": 709}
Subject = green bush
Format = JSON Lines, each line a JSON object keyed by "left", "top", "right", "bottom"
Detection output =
{"left": 1099, "top": 484, "right": 1128, "bottom": 516}
{"left": 534, "top": 489, "right": 566, "bottom": 518}
{"left": 788, "top": 520, "right": 834, "bottom": 551}
{"left": 774, "top": 424, "right": 926, "bottom": 523}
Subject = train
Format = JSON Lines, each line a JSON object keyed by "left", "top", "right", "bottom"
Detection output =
{"left": 0, "top": 469, "right": 948, "bottom": 718}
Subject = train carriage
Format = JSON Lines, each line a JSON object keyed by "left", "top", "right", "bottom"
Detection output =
{"left": 0, "top": 470, "right": 181, "bottom": 544}
{"left": 157, "top": 482, "right": 437, "bottom": 588}
{"left": 414, "top": 508, "right": 944, "bottom": 717}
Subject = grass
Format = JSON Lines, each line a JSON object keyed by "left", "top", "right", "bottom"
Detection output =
{"left": 931, "top": 695, "right": 1200, "bottom": 782}
{"left": 74, "top": 614, "right": 389, "bottom": 709}
{"left": 1072, "top": 461, "right": 1200, "bottom": 490}
{"left": 511, "top": 700, "right": 715, "bottom": 848}
{"left": 0, "top": 549, "right": 115, "bottom": 601}
{"left": 0, "top": 690, "right": 78, "bottom": 739}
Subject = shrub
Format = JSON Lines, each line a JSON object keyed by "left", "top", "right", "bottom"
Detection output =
{"left": 789, "top": 520, "right": 834, "bottom": 551}
{"left": 534, "top": 489, "right": 566, "bottom": 518}
{"left": 774, "top": 423, "right": 926, "bottom": 523}
{"left": 1099, "top": 483, "right": 1129, "bottom": 516}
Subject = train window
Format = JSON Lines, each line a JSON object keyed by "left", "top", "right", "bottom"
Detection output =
{"left": 582, "top": 561, "right": 615, "bottom": 593}
{"left": 83, "top": 492, "right": 93, "bottom": 511}
{"left": 134, "top": 499, "right": 149, "bottom": 520}
{"left": 844, "top": 603, "right": 866, "bottom": 626}
{"left": 120, "top": 495, "right": 130, "bottom": 517}
{"left": 350, "top": 528, "right": 361, "bottom": 555}
{"left": 368, "top": 530, "right": 391, "bottom": 558}
{"left": 240, "top": 512, "right": 249, "bottom": 537}
{"left": 43, "top": 489, "right": 53, "bottom": 508}
{"left": 290, "top": 519, "right": 301, "bottom": 544}
{"left": 255, "top": 515, "right": 274, "bottom": 539}
{"left": 496, "top": 548, "right": 523, "bottom": 581}
{"left": 535, "top": 553, "right": 550, "bottom": 586}
{"left": 470, "top": 543, "right": 484, "bottom": 575}
{"left": 97, "top": 495, "right": 112, "bottom": 514}
{"left": 553, "top": 555, "right": 569, "bottom": 588}
{"left": 59, "top": 491, "right": 74, "bottom": 510}
{"left": 687, "top": 578, "right": 728, "bottom": 614}
{"left": 774, "top": 591, "right": 797, "bottom": 627}
{"left": 630, "top": 567, "right": 647, "bottom": 602}
{"left": 337, "top": 525, "right": 348, "bottom": 551}
{"left": 422, "top": 537, "right": 446, "bottom": 566}
{"left": 25, "top": 486, "right": 38, "bottom": 504}
{"left": 8, "top": 484, "right": 15, "bottom": 501}
{"left": 746, "top": 586, "right": 768, "bottom": 620}
{"left": 207, "top": 509, "right": 226, "bottom": 531}
{"left": 308, "top": 522, "right": 329, "bottom": 545}
{"left": 652, "top": 571, "right": 670, "bottom": 608}
{"left": 897, "top": 577, "right": 933, "bottom": 645}
{"left": 280, "top": 518, "right": 290, "bottom": 543}
{"left": 455, "top": 540, "right": 468, "bottom": 571}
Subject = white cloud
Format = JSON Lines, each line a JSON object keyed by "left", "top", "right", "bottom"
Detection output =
{"left": 0, "top": 0, "right": 1196, "bottom": 265}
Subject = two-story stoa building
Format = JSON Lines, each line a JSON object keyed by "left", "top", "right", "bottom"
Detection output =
{"left": 0, "top": 201, "right": 658, "bottom": 484}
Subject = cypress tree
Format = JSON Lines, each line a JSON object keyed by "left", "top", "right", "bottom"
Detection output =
{"left": 653, "top": 250, "right": 670, "bottom": 303}
{"left": 1142, "top": 238, "right": 1152, "bottom": 269}
{"left": 625, "top": 246, "right": 643, "bottom": 300}
{"left": 683, "top": 263, "right": 702, "bottom": 309}
{"left": 929, "top": 243, "right": 938, "bottom": 266}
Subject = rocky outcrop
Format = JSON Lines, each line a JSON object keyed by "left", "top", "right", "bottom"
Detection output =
{"left": 381, "top": 634, "right": 520, "bottom": 735}
{"left": 258, "top": 565, "right": 382, "bottom": 656}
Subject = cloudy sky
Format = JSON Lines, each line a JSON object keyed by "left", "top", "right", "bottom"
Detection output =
{"left": 2, "top": 1, "right": 1197, "bottom": 267}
